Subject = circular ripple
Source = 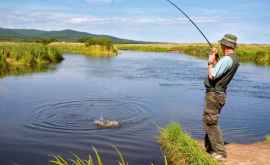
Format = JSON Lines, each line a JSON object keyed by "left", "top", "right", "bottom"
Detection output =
{"left": 24, "top": 97, "right": 151, "bottom": 134}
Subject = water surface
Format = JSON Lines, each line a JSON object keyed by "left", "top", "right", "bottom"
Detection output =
{"left": 0, "top": 51, "right": 270, "bottom": 165}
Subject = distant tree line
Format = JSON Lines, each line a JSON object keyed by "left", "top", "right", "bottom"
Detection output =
{"left": 35, "top": 38, "right": 58, "bottom": 45}
{"left": 78, "top": 36, "right": 113, "bottom": 49}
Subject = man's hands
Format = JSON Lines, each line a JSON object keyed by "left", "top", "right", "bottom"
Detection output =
{"left": 208, "top": 47, "right": 218, "bottom": 65}
{"left": 208, "top": 47, "right": 218, "bottom": 80}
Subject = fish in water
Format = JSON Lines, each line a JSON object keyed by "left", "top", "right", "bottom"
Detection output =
{"left": 94, "top": 117, "right": 121, "bottom": 129}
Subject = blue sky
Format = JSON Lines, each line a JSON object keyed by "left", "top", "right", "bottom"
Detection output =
{"left": 1, "top": 0, "right": 270, "bottom": 43}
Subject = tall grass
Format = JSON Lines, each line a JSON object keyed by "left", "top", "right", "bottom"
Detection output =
{"left": 49, "top": 42, "right": 118, "bottom": 57}
{"left": 0, "top": 42, "right": 63, "bottom": 77}
{"left": 266, "top": 135, "right": 270, "bottom": 143}
{"left": 50, "top": 146, "right": 128, "bottom": 165}
{"left": 50, "top": 123, "right": 219, "bottom": 165}
{"left": 117, "top": 44, "right": 270, "bottom": 66}
{"left": 159, "top": 123, "right": 219, "bottom": 165}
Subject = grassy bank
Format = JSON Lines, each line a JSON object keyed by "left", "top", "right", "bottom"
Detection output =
{"left": 266, "top": 136, "right": 270, "bottom": 143}
{"left": 50, "top": 42, "right": 118, "bottom": 57}
{"left": 0, "top": 42, "right": 63, "bottom": 77}
{"left": 159, "top": 123, "right": 219, "bottom": 165}
{"left": 0, "top": 41, "right": 118, "bottom": 77}
{"left": 117, "top": 44, "right": 270, "bottom": 66}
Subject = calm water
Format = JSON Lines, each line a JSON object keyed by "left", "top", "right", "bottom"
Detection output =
{"left": 0, "top": 51, "right": 270, "bottom": 165}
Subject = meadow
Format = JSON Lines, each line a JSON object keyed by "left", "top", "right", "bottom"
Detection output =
{"left": 117, "top": 44, "right": 270, "bottom": 66}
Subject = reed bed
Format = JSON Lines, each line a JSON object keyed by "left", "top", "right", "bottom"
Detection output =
{"left": 159, "top": 123, "right": 219, "bottom": 165}
{"left": 117, "top": 44, "right": 270, "bottom": 66}
{"left": 49, "top": 42, "right": 118, "bottom": 57}
{"left": 0, "top": 42, "right": 63, "bottom": 77}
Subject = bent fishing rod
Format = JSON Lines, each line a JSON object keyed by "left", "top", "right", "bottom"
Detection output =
{"left": 165, "top": 0, "right": 213, "bottom": 48}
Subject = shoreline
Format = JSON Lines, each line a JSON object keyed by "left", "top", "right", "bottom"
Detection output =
{"left": 0, "top": 42, "right": 118, "bottom": 78}
{"left": 116, "top": 43, "right": 270, "bottom": 66}
{"left": 159, "top": 123, "right": 270, "bottom": 165}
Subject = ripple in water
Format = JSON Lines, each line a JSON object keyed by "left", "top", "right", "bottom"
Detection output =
{"left": 24, "top": 97, "right": 152, "bottom": 134}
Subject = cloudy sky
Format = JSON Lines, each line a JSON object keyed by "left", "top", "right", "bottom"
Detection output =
{"left": 1, "top": 0, "right": 270, "bottom": 43}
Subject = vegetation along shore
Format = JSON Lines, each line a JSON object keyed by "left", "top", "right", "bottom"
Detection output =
{"left": 49, "top": 122, "right": 270, "bottom": 165}
{"left": 117, "top": 44, "right": 270, "bottom": 66}
{"left": 0, "top": 38, "right": 118, "bottom": 77}
{"left": 0, "top": 42, "right": 63, "bottom": 77}
{"left": 49, "top": 123, "right": 219, "bottom": 165}
{"left": 49, "top": 42, "right": 117, "bottom": 57}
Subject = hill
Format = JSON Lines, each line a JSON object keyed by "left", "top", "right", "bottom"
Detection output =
{"left": 0, "top": 27, "right": 144, "bottom": 44}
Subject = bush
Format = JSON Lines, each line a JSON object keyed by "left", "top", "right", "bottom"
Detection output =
{"left": 79, "top": 37, "right": 113, "bottom": 50}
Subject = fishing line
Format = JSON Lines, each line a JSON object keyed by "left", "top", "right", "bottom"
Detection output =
{"left": 165, "top": 0, "right": 213, "bottom": 48}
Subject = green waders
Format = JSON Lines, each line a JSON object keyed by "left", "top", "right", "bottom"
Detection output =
{"left": 203, "top": 91, "right": 227, "bottom": 157}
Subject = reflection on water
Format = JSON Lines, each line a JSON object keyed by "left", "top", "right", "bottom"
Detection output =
{"left": 0, "top": 51, "right": 269, "bottom": 165}
{"left": 0, "top": 63, "right": 57, "bottom": 78}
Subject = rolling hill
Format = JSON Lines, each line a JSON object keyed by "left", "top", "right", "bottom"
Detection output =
{"left": 0, "top": 27, "right": 144, "bottom": 44}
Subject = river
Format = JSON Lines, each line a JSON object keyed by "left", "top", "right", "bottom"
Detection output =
{"left": 0, "top": 51, "right": 269, "bottom": 165}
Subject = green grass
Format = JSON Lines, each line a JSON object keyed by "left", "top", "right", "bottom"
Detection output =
{"left": 50, "top": 146, "right": 169, "bottom": 165}
{"left": 50, "top": 146, "right": 128, "bottom": 165}
{"left": 159, "top": 123, "right": 219, "bottom": 165}
{"left": 0, "top": 42, "right": 63, "bottom": 77}
{"left": 265, "top": 135, "right": 270, "bottom": 143}
{"left": 0, "top": 41, "right": 118, "bottom": 77}
{"left": 49, "top": 42, "right": 118, "bottom": 57}
{"left": 117, "top": 43, "right": 270, "bottom": 66}
{"left": 50, "top": 123, "right": 220, "bottom": 165}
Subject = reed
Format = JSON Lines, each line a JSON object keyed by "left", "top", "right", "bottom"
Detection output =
{"left": 50, "top": 146, "right": 127, "bottom": 165}
{"left": 159, "top": 122, "right": 219, "bottom": 165}
{"left": 49, "top": 42, "right": 118, "bottom": 57}
{"left": 50, "top": 146, "right": 169, "bottom": 165}
{"left": 0, "top": 42, "right": 63, "bottom": 77}
{"left": 117, "top": 44, "right": 270, "bottom": 66}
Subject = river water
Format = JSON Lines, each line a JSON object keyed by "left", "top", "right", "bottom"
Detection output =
{"left": 0, "top": 51, "right": 269, "bottom": 165}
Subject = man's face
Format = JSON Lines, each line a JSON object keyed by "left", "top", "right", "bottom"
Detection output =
{"left": 221, "top": 44, "right": 226, "bottom": 53}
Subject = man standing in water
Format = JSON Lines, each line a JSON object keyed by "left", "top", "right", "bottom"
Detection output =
{"left": 203, "top": 34, "right": 239, "bottom": 161}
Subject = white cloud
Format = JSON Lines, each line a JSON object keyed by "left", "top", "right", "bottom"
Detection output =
{"left": 0, "top": 8, "right": 224, "bottom": 29}
{"left": 3, "top": 8, "right": 265, "bottom": 43}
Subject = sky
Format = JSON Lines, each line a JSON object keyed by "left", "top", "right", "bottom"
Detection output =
{"left": 1, "top": 0, "right": 270, "bottom": 43}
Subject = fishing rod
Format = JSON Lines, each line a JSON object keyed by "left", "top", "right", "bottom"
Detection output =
{"left": 165, "top": 0, "right": 213, "bottom": 48}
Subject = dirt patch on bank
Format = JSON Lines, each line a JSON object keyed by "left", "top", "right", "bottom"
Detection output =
{"left": 223, "top": 142, "right": 270, "bottom": 165}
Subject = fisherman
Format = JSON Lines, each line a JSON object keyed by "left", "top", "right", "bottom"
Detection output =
{"left": 203, "top": 34, "right": 239, "bottom": 161}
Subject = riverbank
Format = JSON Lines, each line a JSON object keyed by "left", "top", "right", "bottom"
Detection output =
{"left": 159, "top": 123, "right": 220, "bottom": 165}
{"left": 159, "top": 123, "right": 270, "bottom": 165}
{"left": 0, "top": 42, "right": 63, "bottom": 77}
{"left": 222, "top": 141, "right": 270, "bottom": 165}
{"left": 116, "top": 44, "right": 270, "bottom": 66}
{"left": 0, "top": 42, "right": 118, "bottom": 77}
{"left": 49, "top": 42, "right": 118, "bottom": 57}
